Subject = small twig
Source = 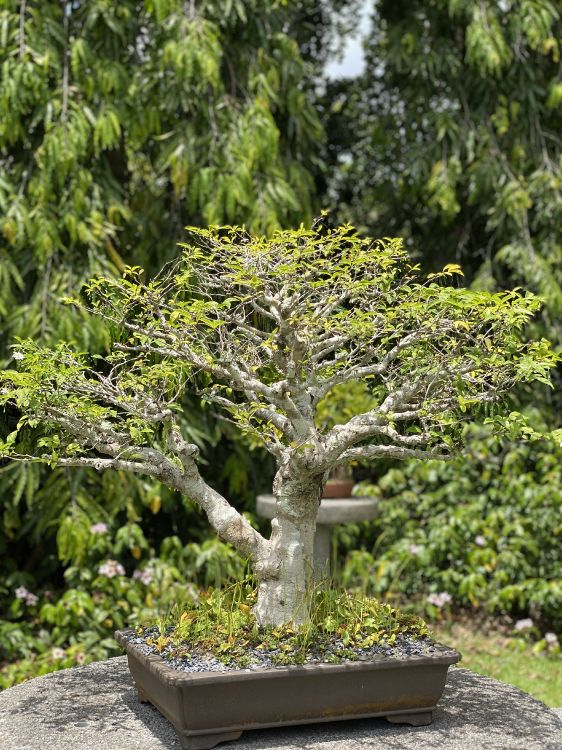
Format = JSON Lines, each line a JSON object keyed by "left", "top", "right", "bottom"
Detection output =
{"left": 40, "top": 256, "right": 52, "bottom": 340}
{"left": 19, "top": 0, "right": 26, "bottom": 59}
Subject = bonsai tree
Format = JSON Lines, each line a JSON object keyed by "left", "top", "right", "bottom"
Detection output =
{"left": 0, "top": 224, "right": 556, "bottom": 626}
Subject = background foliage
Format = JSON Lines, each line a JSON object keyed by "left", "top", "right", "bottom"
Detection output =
{"left": 338, "top": 424, "right": 562, "bottom": 632}
{"left": 1, "top": 0, "right": 561, "bottom": 686}
{"left": 328, "top": 0, "right": 562, "bottom": 347}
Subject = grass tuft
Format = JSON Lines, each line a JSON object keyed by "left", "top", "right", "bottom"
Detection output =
{"left": 138, "top": 579, "right": 431, "bottom": 668}
{"left": 433, "top": 621, "right": 562, "bottom": 708}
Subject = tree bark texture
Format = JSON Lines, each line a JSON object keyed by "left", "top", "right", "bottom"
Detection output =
{"left": 253, "top": 472, "right": 322, "bottom": 627}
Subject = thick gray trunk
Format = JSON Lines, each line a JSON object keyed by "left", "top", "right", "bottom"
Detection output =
{"left": 253, "top": 473, "right": 322, "bottom": 627}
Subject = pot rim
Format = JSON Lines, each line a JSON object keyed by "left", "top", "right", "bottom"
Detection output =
{"left": 115, "top": 629, "right": 461, "bottom": 688}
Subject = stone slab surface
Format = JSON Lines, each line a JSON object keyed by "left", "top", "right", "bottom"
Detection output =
{"left": 0, "top": 656, "right": 560, "bottom": 750}
{"left": 257, "top": 494, "right": 379, "bottom": 524}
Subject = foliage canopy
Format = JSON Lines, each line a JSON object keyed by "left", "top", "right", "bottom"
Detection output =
{"left": 1, "top": 224, "right": 555, "bottom": 479}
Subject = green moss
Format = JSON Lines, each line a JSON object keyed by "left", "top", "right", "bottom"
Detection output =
{"left": 139, "top": 580, "right": 431, "bottom": 668}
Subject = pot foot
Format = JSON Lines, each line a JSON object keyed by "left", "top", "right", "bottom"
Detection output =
{"left": 177, "top": 730, "right": 243, "bottom": 749}
{"left": 386, "top": 711, "right": 432, "bottom": 726}
{"left": 136, "top": 687, "right": 150, "bottom": 704}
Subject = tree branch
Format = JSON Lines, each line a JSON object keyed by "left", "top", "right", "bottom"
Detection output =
{"left": 314, "top": 330, "right": 428, "bottom": 400}
{"left": 53, "top": 456, "right": 157, "bottom": 475}
{"left": 337, "top": 444, "right": 450, "bottom": 463}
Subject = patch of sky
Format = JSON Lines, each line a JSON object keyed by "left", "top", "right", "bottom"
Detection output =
{"left": 325, "top": 0, "right": 373, "bottom": 80}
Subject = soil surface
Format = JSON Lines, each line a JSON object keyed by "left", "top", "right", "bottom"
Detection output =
{"left": 121, "top": 627, "right": 446, "bottom": 673}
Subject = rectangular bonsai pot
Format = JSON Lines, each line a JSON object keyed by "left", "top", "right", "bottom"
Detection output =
{"left": 115, "top": 629, "right": 460, "bottom": 750}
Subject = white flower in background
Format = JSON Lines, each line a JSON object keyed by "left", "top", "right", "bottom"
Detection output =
{"left": 14, "top": 586, "right": 38, "bottom": 605}
{"left": 407, "top": 543, "right": 422, "bottom": 555}
{"left": 98, "top": 559, "right": 125, "bottom": 578}
{"left": 90, "top": 522, "right": 108, "bottom": 534}
{"left": 133, "top": 568, "right": 154, "bottom": 585}
{"left": 544, "top": 632, "right": 558, "bottom": 647}
{"left": 51, "top": 647, "right": 66, "bottom": 660}
{"left": 12, "top": 350, "right": 24, "bottom": 361}
{"left": 514, "top": 618, "right": 534, "bottom": 632}
{"left": 427, "top": 592, "right": 452, "bottom": 608}
{"left": 474, "top": 535, "right": 486, "bottom": 547}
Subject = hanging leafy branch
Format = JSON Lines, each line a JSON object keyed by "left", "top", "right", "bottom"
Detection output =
{"left": 0, "top": 0, "right": 330, "bottom": 352}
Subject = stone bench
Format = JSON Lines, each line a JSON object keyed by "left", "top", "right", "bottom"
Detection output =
{"left": 0, "top": 656, "right": 560, "bottom": 749}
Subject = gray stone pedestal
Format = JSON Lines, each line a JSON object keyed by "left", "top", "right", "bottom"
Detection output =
{"left": 256, "top": 494, "right": 379, "bottom": 577}
{"left": 0, "top": 657, "right": 560, "bottom": 749}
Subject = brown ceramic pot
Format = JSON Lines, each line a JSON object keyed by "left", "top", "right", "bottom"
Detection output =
{"left": 115, "top": 630, "right": 460, "bottom": 750}
{"left": 321, "top": 478, "right": 355, "bottom": 498}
